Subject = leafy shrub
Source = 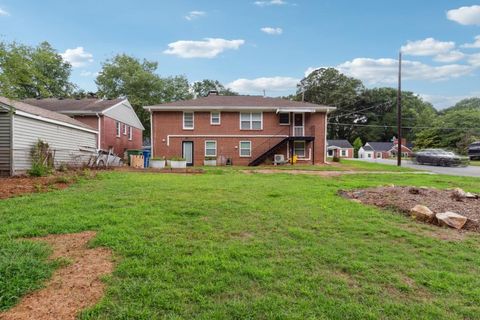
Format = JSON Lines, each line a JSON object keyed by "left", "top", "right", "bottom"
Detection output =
{"left": 28, "top": 139, "right": 53, "bottom": 177}
{"left": 332, "top": 156, "right": 341, "bottom": 162}
{"left": 170, "top": 156, "right": 186, "bottom": 161}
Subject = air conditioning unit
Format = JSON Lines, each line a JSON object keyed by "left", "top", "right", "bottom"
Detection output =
{"left": 274, "top": 154, "right": 286, "bottom": 165}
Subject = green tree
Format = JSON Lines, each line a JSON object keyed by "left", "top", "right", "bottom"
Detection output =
{"left": 297, "top": 68, "right": 365, "bottom": 140}
{"left": 0, "top": 41, "right": 75, "bottom": 99}
{"left": 352, "top": 137, "right": 363, "bottom": 158}
{"left": 192, "top": 79, "right": 238, "bottom": 97}
{"left": 96, "top": 54, "right": 191, "bottom": 136}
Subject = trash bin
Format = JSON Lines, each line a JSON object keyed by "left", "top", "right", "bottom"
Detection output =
{"left": 142, "top": 149, "right": 151, "bottom": 168}
{"left": 126, "top": 150, "right": 143, "bottom": 165}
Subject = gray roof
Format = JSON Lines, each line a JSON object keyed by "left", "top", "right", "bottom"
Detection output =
{"left": 363, "top": 145, "right": 374, "bottom": 151}
{"left": 327, "top": 139, "right": 353, "bottom": 149}
{"left": 147, "top": 95, "right": 332, "bottom": 109}
{"left": 366, "top": 142, "right": 394, "bottom": 151}
{"left": 23, "top": 98, "right": 124, "bottom": 113}
{"left": 0, "top": 97, "right": 96, "bottom": 131}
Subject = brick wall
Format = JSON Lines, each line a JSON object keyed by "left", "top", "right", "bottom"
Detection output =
{"left": 152, "top": 111, "right": 327, "bottom": 166}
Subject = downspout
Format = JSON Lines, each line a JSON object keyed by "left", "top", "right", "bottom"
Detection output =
{"left": 96, "top": 113, "right": 102, "bottom": 150}
{"left": 324, "top": 112, "right": 328, "bottom": 164}
{"left": 149, "top": 109, "right": 154, "bottom": 156}
{"left": 10, "top": 108, "right": 14, "bottom": 176}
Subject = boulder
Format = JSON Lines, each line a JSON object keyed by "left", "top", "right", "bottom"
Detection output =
{"left": 436, "top": 212, "right": 468, "bottom": 229}
{"left": 451, "top": 188, "right": 467, "bottom": 201}
{"left": 410, "top": 205, "right": 435, "bottom": 222}
{"left": 465, "top": 192, "right": 478, "bottom": 199}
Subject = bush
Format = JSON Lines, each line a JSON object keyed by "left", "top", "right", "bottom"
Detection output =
{"left": 28, "top": 163, "right": 51, "bottom": 177}
{"left": 332, "top": 156, "right": 341, "bottom": 163}
{"left": 170, "top": 156, "right": 186, "bottom": 161}
{"left": 28, "top": 139, "right": 53, "bottom": 177}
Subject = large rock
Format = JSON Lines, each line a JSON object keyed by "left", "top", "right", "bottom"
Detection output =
{"left": 410, "top": 205, "right": 435, "bottom": 222}
{"left": 436, "top": 211, "right": 468, "bottom": 229}
{"left": 451, "top": 188, "right": 467, "bottom": 201}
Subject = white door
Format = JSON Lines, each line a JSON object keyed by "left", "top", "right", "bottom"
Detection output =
{"left": 293, "top": 113, "right": 304, "bottom": 136}
{"left": 182, "top": 141, "right": 193, "bottom": 166}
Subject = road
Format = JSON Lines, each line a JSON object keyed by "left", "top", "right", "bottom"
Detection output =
{"left": 352, "top": 158, "right": 480, "bottom": 177}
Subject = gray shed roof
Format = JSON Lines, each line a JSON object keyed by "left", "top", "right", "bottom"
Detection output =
{"left": 146, "top": 95, "right": 333, "bottom": 110}
{"left": 23, "top": 98, "right": 124, "bottom": 113}
{"left": 366, "top": 142, "right": 394, "bottom": 151}
{"left": 0, "top": 97, "right": 96, "bottom": 131}
{"left": 327, "top": 139, "right": 353, "bottom": 149}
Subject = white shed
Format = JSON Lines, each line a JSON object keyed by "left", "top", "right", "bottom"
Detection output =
{"left": 0, "top": 97, "right": 98, "bottom": 176}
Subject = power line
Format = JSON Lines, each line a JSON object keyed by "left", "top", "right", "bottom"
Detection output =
{"left": 327, "top": 122, "right": 480, "bottom": 130}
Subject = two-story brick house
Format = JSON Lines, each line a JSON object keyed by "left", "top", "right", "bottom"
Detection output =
{"left": 24, "top": 98, "right": 144, "bottom": 156}
{"left": 145, "top": 93, "right": 335, "bottom": 166}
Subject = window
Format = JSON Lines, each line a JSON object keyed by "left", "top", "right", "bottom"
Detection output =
{"left": 123, "top": 124, "right": 127, "bottom": 135}
{"left": 240, "top": 112, "right": 262, "bottom": 130}
{"left": 210, "top": 112, "right": 221, "bottom": 125}
{"left": 183, "top": 112, "right": 194, "bottom": 129}
{"left": 328, "top": 150, "right": 334, "bottom": 157}
{"left": 341, "top": 149, "right": 347, "bottom": 157}
{"left": 376, "top": 152, "right": 381, "bottom": 158}
{"left": 367, "top": 153, "right": 372, "bottom": 158}
{"left": 205, "top": 140, "right": 217, "bottom": 157}
{"left": 239, "top": 141, "right": 251, "bottom": 157}
{"left": 293, "top": 141, "right": 306, "bottom": 158}
{"left": 128, "top": 126, "right": 133, "bottom": 141}
{"left": 279, "top": 112, "right": 290, "bottom": 125}
{"left": 116, "top": 121, "right": 121, "bottom": 137}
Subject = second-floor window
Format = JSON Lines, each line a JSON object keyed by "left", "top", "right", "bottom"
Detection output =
{"left": 183, "top": 112, "right": 194, "bottom": 130}
{"left": 116, "top": 121, "right": 121, "bottom": 137}
{"left": 279, "top": 113, "right": 290, "bottom": 125}
{"left": 123, "top": 124, "right": 127, "bottom": 135}
{"left": 210, "top": 112, "right": 221, "bottom": 125}
{"left": 240, "top": 112, "right": 262, "bottom": 130}
{"left": 128, "top": 126, "right": 133, "bottom": 141}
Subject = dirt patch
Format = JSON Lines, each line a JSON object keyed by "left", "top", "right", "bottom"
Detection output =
{"left": 340, "top": 186, "right": 480, "bottom": 233}
{"left": 0, "top": 231, "right": 113, "bottom": 320}
{"left": 0, "top": 170, "right": 96, "bottom": 200}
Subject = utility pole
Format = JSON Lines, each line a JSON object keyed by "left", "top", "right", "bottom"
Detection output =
{"left": 397, "top": 51, "right": 402, "bottom": 167}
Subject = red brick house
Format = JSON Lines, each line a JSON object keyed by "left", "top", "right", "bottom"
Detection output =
{"left": 327, "top": 140, "right": 354, "bottom": 158}
{"left": 145, "top": 94, "right": 335, "bottom": 166}
{"left": 24, "top": 98, "right": 144, "bottom": 155}
{"left": 359, "top": 138, "right": 413, "bottom": 159}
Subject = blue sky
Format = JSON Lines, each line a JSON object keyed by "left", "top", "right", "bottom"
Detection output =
{"left": 1, "top": 0, "right": 480, "bottom": 109}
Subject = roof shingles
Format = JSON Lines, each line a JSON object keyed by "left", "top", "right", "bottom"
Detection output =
{"left": 23, "top": 98, "right": 124, "bottom": 113}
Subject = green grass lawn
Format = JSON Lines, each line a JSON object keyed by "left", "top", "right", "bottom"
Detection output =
{"left": 1, "top": 170, "right": 479, "bottom": 319}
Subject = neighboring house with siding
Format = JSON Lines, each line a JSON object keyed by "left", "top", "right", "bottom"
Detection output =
{"left": 0, "top": 97, "right": 97, "bottom": 176}
{"left": 145, "top": 93, "right": 335, "bottom": 166}
{"left": 24, "top": 98, "right": 144, "bottom": 156}
{"left": 359, "top": 139, "right": 413, "bottom": 159}
{"left": 327, "top": 140, "right": 353, "bottom": 158}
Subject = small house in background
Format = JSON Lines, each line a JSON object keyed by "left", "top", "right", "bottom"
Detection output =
{"left": 359, "top": 138, "right": 413, "bottom": 159}
{"left": 0, "top": 97, "right": 97, "bottom": 176}
{"left": 24, "top": 98, "right": 144, "bottom": 156}
{"left": 327, "top": 140, "right": 353, "bottom": 158}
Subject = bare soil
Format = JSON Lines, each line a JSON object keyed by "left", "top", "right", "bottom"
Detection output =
{"left": 340, "top": 186, "right": 480, "bottom": 232}
{"left": 0, "top": 232, "right": 113, "bottom": 320}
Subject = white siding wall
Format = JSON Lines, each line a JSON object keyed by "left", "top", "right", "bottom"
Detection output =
{"left": 103, "top": 102, "right": 144, "bottom": 129}
{"left": 0, "top": 111, "right": 11, "bottom": 175}
{"left": 12, "top": 115, "right": 97, "bottom": 173}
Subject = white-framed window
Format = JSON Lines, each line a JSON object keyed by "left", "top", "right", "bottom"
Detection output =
{"left": 367, "top": 153, "right": 372, "bottom": 158}
{"left": 128, "top": 126, "right": 133, "bottom": 141}
{"left": 293, "top": 141, "right": 306, "bottom": 158}
{"left": 240, "top": 112, "right": 262, "bottom": 130}
{"left": 183, "top": 111, "right": 194, "bottom": 130}
{"left": 239, "top": 141, "right": 252, "bottom": 157}
{"left": 210, "top": 112, "right": 221, "bottom": 125}
{"left": 205, "top": 140, "right": 217, "bottom": 157}
{"left": 376, "top": 152, "right": 382, "bottom": 158}
{"left": 123, "top": 124, "right": 127, "bottom": 135}
{"left": 279, "top": 112, "right": 290, "bottom": 125}
{"left": 341, "top": 149, "right": 347, "bottom": 157}
{"left": 116, "top": 121, "right": 121, "bottom": 137}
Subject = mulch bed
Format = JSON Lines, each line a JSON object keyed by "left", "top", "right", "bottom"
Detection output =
{"left": 0, "top": 175, "right": 71, "bottom": 200}
{"left": 340, "top": 186, "right": 480, "bottom": 232}
{"left": 0, "top": 232, "right": 113, "bottom": 320}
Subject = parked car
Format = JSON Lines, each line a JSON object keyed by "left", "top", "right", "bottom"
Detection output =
{"left": 468, "top": 141, "right": 480, "bottom": 160}
{"left": 413, "top": 149, "right": 469, "bottom": 167}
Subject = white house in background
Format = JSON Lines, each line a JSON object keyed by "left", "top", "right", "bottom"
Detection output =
{"left": 327, "top": 140, "right": 354, "bottom": 158}
{"left": 0, "top": 97, "right": 98, "bottom": 176}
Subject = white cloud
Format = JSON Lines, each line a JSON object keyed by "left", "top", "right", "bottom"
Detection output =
{"left": 254, "top": 0, "right": 287, "bottom": 6}
{"left": 184, "top": 11, "right": 206, "bottom": 21}
{"left": 60, "top": 47, "right": 93, "bottom": 68}
{"left": 468, "top": 53, "right": 480, "bottom": 66}
{"left": 419, "top": 93, "right": 472, "bottom": 109}
{"left": 447, "top": 5, "right": 480, "bottom": 26}
{"left": 462, "top": 35, "right": 480, "bottom": 48}
{"left": 227, "top": 76, "right": 299, "bottom": 94}
{"left": 401, "top": 38, "right": 455, "bottom": 56}
{"left": 261, "top": 27, "right": 283, "bottom": 35}
{"left": 433, "top": 50, "right": 465, "bottom": 63}
{"left": 333, "top": 58, "right": 474, "bottom": 84}
{"left": 0, "top": 7, "right": 9, "bottom": 16}
{"left": 163, "top": 38, "right": 245, "bottom": 58}
{"left": 79, "top": 70, "right": 99, "bottom": 77}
